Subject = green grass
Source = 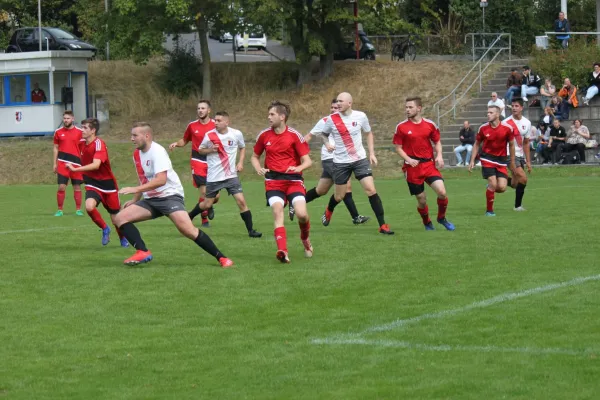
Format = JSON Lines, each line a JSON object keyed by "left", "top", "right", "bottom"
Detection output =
{"left": 1, "top": 173, "right": 600, "bottom": 399}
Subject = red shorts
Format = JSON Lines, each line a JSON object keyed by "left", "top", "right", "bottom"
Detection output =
{"left": 191, "top": 161, "right": 208, "bottom": 188}
{"left": 265, "top": 179, "right": 306, "bottom": 206}
{"left": 86, "top": 189, "right": 121, "bottom": 214}
{"left": 57, "top": 161, "right": 83, "bottom": 185}
{"left": 402, "top": 161, "right": 443, "bottom": 195}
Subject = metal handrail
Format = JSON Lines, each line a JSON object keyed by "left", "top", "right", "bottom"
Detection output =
{"left": 465, "top": 32, "right": 511, "bottom": 62}
{"left": 432, "top": 34, "right": 509, "bottom": 126}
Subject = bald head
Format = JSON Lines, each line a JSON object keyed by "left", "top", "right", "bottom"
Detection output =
{"left": 337, "top": 92, "right": 353, "bottom": 113}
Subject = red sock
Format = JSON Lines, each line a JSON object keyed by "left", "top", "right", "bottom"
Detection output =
{"left": 74, "top": 191, "right": 82, "bottom": 210}
{"left": 87, "top": 208, "right": 108, "bottom": 229}
{"left": 299, "top": 220, "right": 310, "bottom": 240}
{"left": 57, "top": 190, "right": 65, "bottom": 210}
{"left": 437, "top": 197, "right": 448, "bottom": 220}
{"left": 115, "top": 226, "right": 125, "bottom": 239}
{"left": 274, "top": 226, "right": 287, "bottom": 252}
{"left": 486, "top": 188, "right": 495, "bottom": 212}
{"left": 417, "top": 205, "right": 431, "bottom": 225}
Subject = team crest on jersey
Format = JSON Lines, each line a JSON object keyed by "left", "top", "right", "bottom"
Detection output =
{"left": 228, "top": 140, "right": 234, "bottom": 146}
{"left": 352, "top": 121, "right": 357, "bottom": 127}
{"left": 146, "top": 160, "right": 151, "bottom": 166}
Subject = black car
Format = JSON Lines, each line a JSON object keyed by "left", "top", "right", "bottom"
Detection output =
{"left": 6, "top": 27, "right": 97, "bottom": 56}
{"left": 334, "top": 31, "right": 376, "bottom": 61}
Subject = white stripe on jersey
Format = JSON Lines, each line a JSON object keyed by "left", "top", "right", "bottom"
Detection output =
{"left": 287, "top": 127, "right": 306, "bottom": 143}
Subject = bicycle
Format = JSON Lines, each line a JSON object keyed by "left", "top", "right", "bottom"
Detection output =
{"left": 391, "top": 34, "right": 417, "bottom": 62}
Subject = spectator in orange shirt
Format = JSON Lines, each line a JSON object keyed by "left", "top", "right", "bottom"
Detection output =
{"left": 31, "top": 82, "right": 47, "bottom": 103}
{"left": 557, "top": 78, "right": 578, "bottom": 119}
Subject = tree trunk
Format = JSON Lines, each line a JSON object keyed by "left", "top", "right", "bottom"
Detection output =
{"left": 297, "top": 62, "right": 313, "bottom": 87}
{"left": 195, "top": 16, "right": 212, "bottom": 99}
{"left": 319, "top": 34, "right": 335, "bottom": 79}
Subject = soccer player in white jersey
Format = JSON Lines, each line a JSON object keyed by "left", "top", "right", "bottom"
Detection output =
{"left": 197, "top": 111, "right": 262, "bottom": 238}
{"left": 313, "top": 92, "right": 393, "bottom": 234}
{"left": 114, "top": 122, "right": 234, "bottom": 268}
{"left": 295, "top": 98, "right": 369, "bottom": 225}
{"left": 503, "top": 98, "right": 532, "bottom": 211}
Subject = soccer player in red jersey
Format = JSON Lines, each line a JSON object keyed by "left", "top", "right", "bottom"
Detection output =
{"left": 65, "top": 118, "right": 129, "bottom": 247}
{"left": 52, "top": 110, "right": 84, "bottom": 216}
{"left": 394, "top": 97, "right": 455, "bottom": 231}
{"left": 251, "top": 101, "right": 313, "bottom": 263}
{"left": 469, "top": 106, "right": 516, "bottom": 216}
{"left": 169, "top": 100, "right": 218, "bottom": 227}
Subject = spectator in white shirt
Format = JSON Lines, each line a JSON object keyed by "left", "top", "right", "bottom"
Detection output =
{"left": 488, "top": 92, "right": 506, "bottom": 118}
{"left": 540, "top": 78, "right": 556, "bottom": 109}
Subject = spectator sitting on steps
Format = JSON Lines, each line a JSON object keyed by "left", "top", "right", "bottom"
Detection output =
{"left": 551, "top": 96, "right": 568, "bottom": 120}
{"left": 454, "top": 120, "right": 475, "bottom": 166}
{"left": 488, "top": 92, "right": 506, "bottom": 117}
{"left": 557, "top": 78, "right": 578, "bottom": 119}
{"left": 583, "top": 63, "right": 600, "bottom": 106}
{"left": 521, "top": 66, "right": 542, "bottom": 102}
{"left": 540, "top": 78, "right": 556, "bottom": 109}
{"left": 554, "top": 12, "right": 570, "bottom": 49}
{"left": 536, "top": 122, "right": 551, "bottom": 164}
{"left": 544, "top": 118, "right": 567, "bottom": 164}
{"left": 504, "top": 68, "right": 522, "bottom": 105}
{"left": 564, "top": 119, "right": 590, "bottom": 162}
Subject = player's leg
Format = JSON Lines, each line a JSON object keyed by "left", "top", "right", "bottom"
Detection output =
{"left": 232, "top": 190, "right": 262, "bottom": 238}
{"left": 343, "top": 179, "right": 368, "bottom": 224}
{"left": 289, "top": 194, "right": 313, "bottom": 258}
{"left": 511, "top": 161, "right": 528, "bottom": 211}
{"left": 405, "top": 164, "right": 431, "bottom": 229}
{"left": 294, "top": 160, "right": 333, "bottom": 221}
{"left": 268, "top": 191, "right": 290, "bottom": 263}
{"left": 429, "top": 179, "right": 455, "bottom": 231}
{"left": 55, "top": 164, "right": 69, "bottom": 216}
{"left": 84, "top": 191, "right": 110, "bottom": 245}
{"left": 482, "top": 167, "right": 499, "bottom": 216}
{"left": 113, "top": 202, "right": 155, "bottom": 264}
{"left": 168, "top": 209, "right": 232, "bottom": 268}
{"left": 322, "top": 163, "right": 351, "bottom": 226}
{"left": 188, "top": 174, "right": 211, "bottom": 227}
{"left": 355, "top": 159, "right": 393, "bottom": 234}
{"left": 72, "top": 183, "right": 83, "bottom": 216}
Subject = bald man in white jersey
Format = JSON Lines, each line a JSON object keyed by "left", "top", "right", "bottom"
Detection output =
{"left": 313, "top": 92, "right": 393, "bottom": 235}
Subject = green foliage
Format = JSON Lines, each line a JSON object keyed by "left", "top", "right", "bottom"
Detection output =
{"left": 530, "top": 39, "right": 600, "bottom": 88}
{"left": 160, "top": 42, "right": 202, "bottom": 99}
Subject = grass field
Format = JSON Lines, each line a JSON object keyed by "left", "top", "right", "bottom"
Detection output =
{"left": 1, "top": 171, "right": 600, "bottom": 399}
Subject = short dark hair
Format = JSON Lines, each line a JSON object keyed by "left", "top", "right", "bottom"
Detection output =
{"left": 574, "top": 119, "right": 583, "bottom": 125}
{"left": 215, "top": 111, "right": 229, "bottom": 118}
{"left": 81, "top": 118, "right": 100, "bottom": 134}
{"left": 331, "top": 98, "right": 338, "bottom": 104}
{"left": 198, "top": 99, "right": 212, "bottom": 108}
{"left": 405, "top": 96, "right": 422, "bottom": 107}
{"left": 512, "top": 98, "right": 524, "bottom": 107}
{"left": 510, "top": 68, "right": 517, "bottom": 72}
{"left": 268, "top": 100, "right": 291, "bottom": 122}
{"left": 63, "top": 110, "right": 74, "bottom": 117}
{"left": 523, "top": 65, "right": 530, "bottom": 70}
{"left": 594, "top": 63, "right": 600, "bottom": 68}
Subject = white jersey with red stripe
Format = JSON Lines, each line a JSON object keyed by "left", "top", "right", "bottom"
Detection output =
{"left": 199, "top": 128, "right": 246, "bottom": 183}
{"left": 503, "top": 115, "right": 532, "bottom": 159}
{"left": 310, "top": 116, "right": 336, "bottom": 161}
{"left": 133, "top": 142, "right": 184, "bottom": 199}
{"left": 320, "top": 110, "right": 371, "bottom": 164}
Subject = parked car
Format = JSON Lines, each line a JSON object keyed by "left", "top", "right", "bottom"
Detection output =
{"left": 235, "top": 32, "right": 267, "bottom": 51}
{"left": 219, "top": 32, "right": 233, "bottom": 42}
{"left": 5, "top": 27, "right": 97, "bottom": 56}
{"left": 333, "top": 31, "right": 376, "bottom": 61}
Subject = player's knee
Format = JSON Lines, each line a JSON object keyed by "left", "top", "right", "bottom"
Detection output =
{"left": 437, "top": 190, "right": 447, "bottom": 199}
{"left": 178, "top": 223, "right": 197, "bottom": 240}
{"left": 364, "top": 188, "right": 376, "bottom": 197}
{"left": 58, "top": 185, "right": 67, "bottom": 191}
{"left": 496, "top": 186, "right": 507, "bottom": 193}
{"left": 85, "top": 203, "right": 95, "bottom": 213}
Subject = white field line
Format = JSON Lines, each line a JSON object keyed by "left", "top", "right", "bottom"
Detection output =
{"left": 311, "top": 338, "right": 587, "bottom": 356}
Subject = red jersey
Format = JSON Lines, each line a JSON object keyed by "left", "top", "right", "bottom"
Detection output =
{"left": 393, "top": 118, "right": 440, "bottom": 160}
{"left": 80, "top": 138, "right": 118, "bottom": 192}
{"left": 54, "top": 126, "right": 84, "bottom": 165}
{"left": 253, "top": 126, "right": 310, "bottom": 178}
{"left": 183, "top": 119, "right": 215, "bottom": 165}
{"left": 476, "top": 122, "right": 515, "bottom": 158}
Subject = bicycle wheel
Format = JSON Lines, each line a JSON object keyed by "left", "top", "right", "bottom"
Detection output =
{"left": 391, "top": 43, "right": 402, "bottom": 61}
{"left": 404, "top": 44, "right": 416, "bottom": 61}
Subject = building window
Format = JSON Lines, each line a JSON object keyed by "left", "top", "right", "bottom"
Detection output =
{"left": 30, "top": 74, "right": 49, "bottom": 103}
{"left": 53, "top": 72, "right": 69, "bottom": 104}
{"left": 9, "top": 75, "right": 28, "bottom": 104}
{"left": 0, "top": 79, "right": 4, "bottom": 105}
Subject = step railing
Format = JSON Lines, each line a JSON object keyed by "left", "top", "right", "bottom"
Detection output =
{"left": 432, "top": 33, "right": 511, "bottom": 127}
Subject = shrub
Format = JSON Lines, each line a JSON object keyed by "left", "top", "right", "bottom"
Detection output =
{"left": 530, "top": 38, "right": 600, "bottom": 88}
{"left": 160, "top": 41, "right": 203, "bottom": 98}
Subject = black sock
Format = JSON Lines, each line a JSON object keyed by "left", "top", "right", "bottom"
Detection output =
{"left": 507, "top": 177, "right": 512, "bottom": 188}
{"left": 305, "top": 187, "right": 321, "bottom": 203}
{"left": 327, "top": 195, "right": 340, "bottom": 213}
{"left": 188, "top": 203, "right": 202, "bottom": 221}
{"left": 194, "top": 230, "right": 225, "bottom": 260}
{"left": 368, "top": 193, "right": 386, "bottom": 226}
{"left": 515, "top": 183, "right": 526, "bottom": 208}
{"left": 343, "top": 192, "right": 359, "bottom": 219}
{"left": 240, "top": 210, "right": 253, "bottom": 232}
{"left": 119, "top": 222, "right": 147, "bottom": 251}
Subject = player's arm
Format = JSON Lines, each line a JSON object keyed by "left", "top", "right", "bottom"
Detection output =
{"left": 287, "top": 154, "right": 312, "bottom": 174}
{"left": 52, "top": 144, "right": 59, "bottom": 172}
{"left": 168, "top": 137, "right": 189, "bottom": 151}
{"left": 120, "top": 171, "right": 168, "bottom": 195}
{"left": 523, "top": 137, "right": 532, "bottom": 173}
{"left": 366, "top": 131, "right": 377, "bottom": 165}
{"left": 433, "top": 140, "right": 444, "bottom": 169}
{"left": 123, "top": 192, "right": 143, "bottom": 208}
{"left": 68, "top": 159, "right": 101, "bottom": 172}
{"left": 468, "top": 139, "right": 481, "bottom": 171}
{"left": 508, "top": 140, "right": 516, "bottom": 172}
{"left": 236, "top": 147, "right": 246, "bottom": 172}
{"left": 251, "top": 152, "right": 268, "bottom": 176}
{"left": 395, "top": 144, "right": 418, "bottom": 167}
{"left": 197, "top": 145, "right": 217, "bottom": 155}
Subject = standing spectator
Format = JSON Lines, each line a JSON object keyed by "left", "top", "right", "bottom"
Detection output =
{"left": 520, "top": 66, "right": 542, "bottom": 102}
{"left": 564, "top": 119, "right": 590, "bottom": 162}
{"left": 31, "top": 82, "right": 47, "bottom": 103}
{"left": 454, "top": 120, "right": 475, "bottom": 166}
{"left": 504, "top": 69, "right": 521, "bottom": 105}
{"left": 558, "top": 78, "right": 578, "bottom": 119}
{"left": 583, "top": 63, "right": 600, "bottom": 106}
{"left": 488, "top": 92, "right": 506, "bottom": 117}
{"left": 554, "top": 11, "right": 570, "bottom": 48}
{"left": 544, "top": 119, "right": 567, "bottom": 163}
{"left": 540, "top": 78, "right": 556, "bottom": 109}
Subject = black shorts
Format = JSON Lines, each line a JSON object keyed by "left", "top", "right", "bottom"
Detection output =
{"left": 193, "top": 174, "right": 207, "bottom": 188}
{"left": 320, "top": 159, "right": 334, "bottom": 180}
{"left": 482, "top": 167, "right": 509, "bottom": 180}
{"left": 57, "top": 173, "right": 83, "bottom": 186}
{"left": 333, "top": 158, "right": 372, "bottom": 185}
{"left": 134, "top": 195, "right": 186, "bottom": 219}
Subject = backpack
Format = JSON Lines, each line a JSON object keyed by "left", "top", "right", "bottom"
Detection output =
{"left": 560, "top": 150, "right": 581, "bottom": 164}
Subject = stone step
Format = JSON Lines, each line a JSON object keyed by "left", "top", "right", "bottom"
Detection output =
{"left": 525, "top": 105, "right": 600, "bottom": 122}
